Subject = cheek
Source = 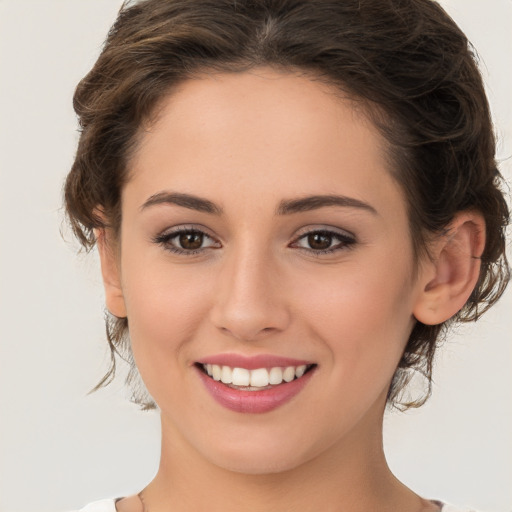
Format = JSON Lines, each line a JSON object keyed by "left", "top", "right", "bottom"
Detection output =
{"left": 293, "top": 255, "right": 415, "bottom": 379}
{"left": 119, "top": 255, "right": 212, "bottom": 372}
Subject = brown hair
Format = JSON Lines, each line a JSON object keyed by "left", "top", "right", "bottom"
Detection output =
{"left": 65, "top": 0, "right": 510, "bottom": 410}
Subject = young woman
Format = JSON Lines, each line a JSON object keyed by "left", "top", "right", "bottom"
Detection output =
{"left": 64, "top": 1, "right": 510, "bottom": 511}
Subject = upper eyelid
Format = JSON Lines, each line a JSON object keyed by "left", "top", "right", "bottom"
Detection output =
{"left": 293, "top": 225, "right": 356, "bottom": 240}
{"left": 156, "top": 224, "right": 218, "bottom": 239}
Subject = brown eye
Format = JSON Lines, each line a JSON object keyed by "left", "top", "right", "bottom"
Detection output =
{"left": 307, "top": 232, "right": 333, "bottom": 250}
{"left": 290, "top": 229, "right": 356, "bottom": 255}
{"left": 179, "top": 231, "right": 204, "bottom": 250}
{"left": 153, "top": 227, "right": 221, "bottom": 255}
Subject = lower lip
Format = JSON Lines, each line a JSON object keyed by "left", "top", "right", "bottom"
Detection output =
{"left": 196, "top": 367, "right": 315, "bottom": 414}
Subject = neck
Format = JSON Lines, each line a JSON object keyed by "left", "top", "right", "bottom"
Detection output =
{"left": 141, "top": 403, "right": 428, "bottom": 512}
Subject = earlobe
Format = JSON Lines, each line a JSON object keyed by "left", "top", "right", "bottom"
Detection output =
{"left": 95, "top": 228, "right": 127, "bottom": 318}
{"left": 413, "top": 211, "right": 486, "bottom": 326}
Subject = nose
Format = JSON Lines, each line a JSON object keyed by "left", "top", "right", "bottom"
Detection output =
{"left": 209, "top": 246, "right": 291, "bottom": 342}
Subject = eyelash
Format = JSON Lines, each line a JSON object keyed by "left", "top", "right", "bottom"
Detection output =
{"left": 152, "top": 227, "right": 356, "bottom": 256}
{"left": 290, "top": 229, "right": 356, "bottom": 255}
{"left": 152, "top": 227, "right": 219, "bottom": 255}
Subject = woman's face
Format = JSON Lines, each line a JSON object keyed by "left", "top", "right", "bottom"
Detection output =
{"left": 106, "top": 68, "right": 427, "bottom": 474}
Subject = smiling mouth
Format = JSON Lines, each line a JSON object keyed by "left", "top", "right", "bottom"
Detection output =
{"left": 196, "top": 363, "right": 316, "bottom": 391}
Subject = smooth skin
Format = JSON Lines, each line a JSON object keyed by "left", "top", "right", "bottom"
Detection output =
{"left": 99, "top": 68, "right": 485, "bottom": 512}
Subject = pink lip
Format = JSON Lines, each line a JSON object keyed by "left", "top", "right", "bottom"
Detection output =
{"left": 195, "top": 361, "right": 316, "bottom": 414}
{"left": 196, "top": 353, "right": 311, "bottom": 370}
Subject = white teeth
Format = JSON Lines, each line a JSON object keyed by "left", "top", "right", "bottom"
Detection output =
{"left": 295, "top": 365, "right": 307, "bottom": 378}
{"left": 232, "top": 367, "right": 250, "bottom": 386}
{"left": 268, "top": 367, "right": 283, "bottom": 385}
{"left": 212, "top": 364, "right": 221, "bottom": 381}
{"left": 202, "top": 363, "right": 311, "bottom": 387}
{"left": 283, "top": 366, "right": 295, "bottom": 383}
{"left": 221, "top": 366, "right": 233, "bottom": 384}
{"left": 250, "top": 368, "right": 269, "bottom": 387}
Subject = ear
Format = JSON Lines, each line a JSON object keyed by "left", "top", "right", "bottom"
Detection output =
{"left": 413, "top": 211, "right": 486, "bottom": 325}
{"left": 95, "top": 228, "right": 127, "bottom": 318}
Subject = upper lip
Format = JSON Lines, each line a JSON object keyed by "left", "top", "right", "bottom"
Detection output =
{"left": 195, "top": 353, "right": 314, "bottom": 370}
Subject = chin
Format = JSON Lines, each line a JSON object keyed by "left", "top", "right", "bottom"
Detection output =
{"left": 194, "top": 427, "right": 324, "bottom": 476}
{"left": 209, "top": 449, "right": 310, "bottom": 476}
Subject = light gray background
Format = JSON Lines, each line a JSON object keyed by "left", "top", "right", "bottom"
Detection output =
{"left": 0, "top": 1, "right": 510, "bottom": 511}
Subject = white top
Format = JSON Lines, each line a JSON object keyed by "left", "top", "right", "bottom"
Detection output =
{"left": 78, "top": 500, "right": 117, "bottom": 512}
{"left": 76, "top": 499, "right": 478, "bottom": 511}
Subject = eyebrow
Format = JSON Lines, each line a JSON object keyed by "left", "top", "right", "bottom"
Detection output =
{"left": 276, "top": 195, "right": 378, "bottom": 216}
{"left": 140, "top": 191, "right": 377, "bottom": 216}
{"left": 140, "top": 192, "right": 223, "bottom": 215}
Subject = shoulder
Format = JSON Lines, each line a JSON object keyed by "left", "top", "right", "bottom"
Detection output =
{"left": 75, "top": 499, "right": 117, "bottom": 512}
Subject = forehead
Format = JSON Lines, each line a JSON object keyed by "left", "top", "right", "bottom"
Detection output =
{"left": 127, "top": 67, "right": 405, "bottom": 220}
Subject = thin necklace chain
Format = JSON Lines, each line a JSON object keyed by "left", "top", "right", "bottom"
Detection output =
{"left": 138, "top": 492, "right": 147, "bottom": 512}
{"left": 136, "top": 489, "right": 440, "bottom": 512}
